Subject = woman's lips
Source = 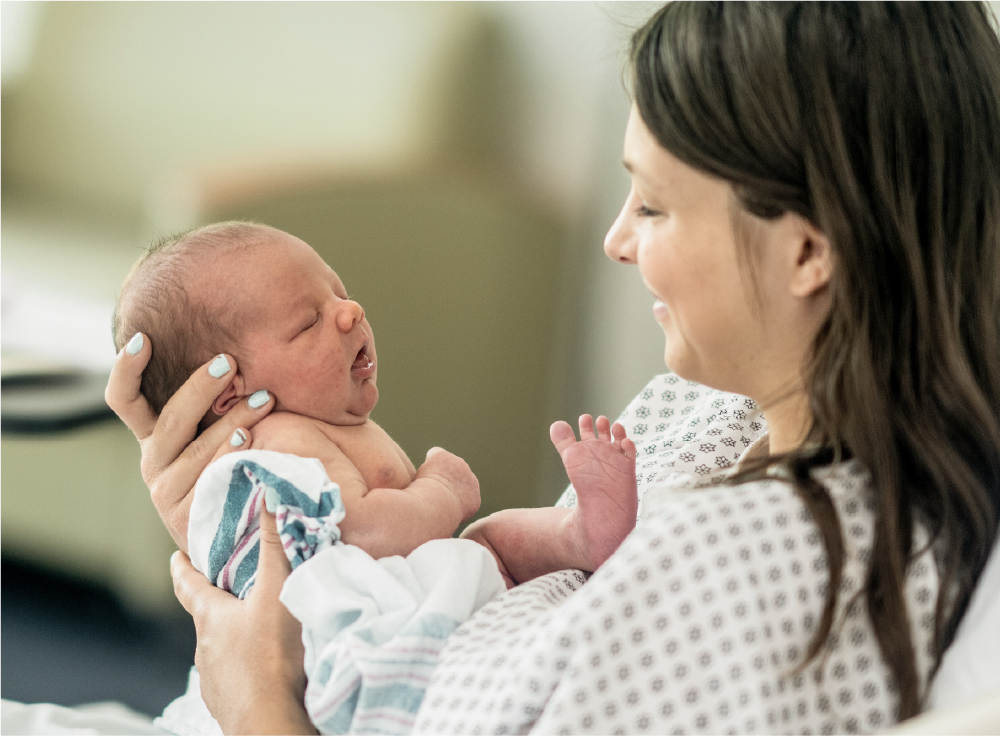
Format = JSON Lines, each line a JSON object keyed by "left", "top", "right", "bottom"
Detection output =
{"left": 653, "top": 299, "right": 669, "bottom": 320}
{"left": 351, "top": 344, "right": 375, "bottom": 378}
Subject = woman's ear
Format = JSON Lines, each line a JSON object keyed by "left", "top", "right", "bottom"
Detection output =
{"left": 789, "top": 219, "right": 833, "bottom": 298}
{"left": 212, "top": 372, "right": 249, "bottom": 416}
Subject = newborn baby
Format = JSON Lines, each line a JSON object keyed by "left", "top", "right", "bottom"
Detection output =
{"left": 115, "top": 221, "right": 639, "bottom": 734}
{"left": 113, "top": 221, "right": 639, "bottom": 587}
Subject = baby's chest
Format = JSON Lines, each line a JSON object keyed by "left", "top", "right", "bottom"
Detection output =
{"left": 330, "top": 424, "right": 414, "bottom": 490}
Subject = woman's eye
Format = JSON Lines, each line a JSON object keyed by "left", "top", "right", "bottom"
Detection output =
{"left": 636, "top": 204, "right": 660, "bottom": 217}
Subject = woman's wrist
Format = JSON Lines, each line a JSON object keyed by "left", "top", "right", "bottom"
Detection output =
{"left": 231, "top": 692, "right": 317, "bottom": 736}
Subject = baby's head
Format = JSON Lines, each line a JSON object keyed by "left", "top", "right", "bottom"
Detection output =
{"left": 113, "top": 222, "right": 378, "bottom": 429}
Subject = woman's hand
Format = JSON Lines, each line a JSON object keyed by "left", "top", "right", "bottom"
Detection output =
{"left": 105, "top": 333, "right": 275, "bottom": 549}
{"left": 171, "top": 505, "right": 316, "bottom": 735}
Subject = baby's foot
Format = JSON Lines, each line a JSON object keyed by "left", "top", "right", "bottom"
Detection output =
{"left": 550, "top": 415, "right": 638, "bottom": 571}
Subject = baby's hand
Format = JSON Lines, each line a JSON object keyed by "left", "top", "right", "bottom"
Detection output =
{"left": 416, "top": 447, "right": 481, "bottom": 522}
{"left": 550, "top": 415, "right": 638, "bottom": 570}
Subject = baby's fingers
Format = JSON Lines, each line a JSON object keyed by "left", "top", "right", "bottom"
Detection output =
{"left": 550, "top": 420, "right": 579, "bottom": 454}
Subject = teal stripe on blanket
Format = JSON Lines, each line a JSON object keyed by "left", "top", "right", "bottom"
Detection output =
{"left": 233, "top": 540, "right": 259, "bottom": 599}
{"left": 206, "top": 459, "right": 344, "bottom": 588}
{"left": 241, "top": 460, "right": 342, "bottom": 518}
{"left": 319, "top": 683, "right": 428, "bottom": 735}
{"left": 324, "top": 686, "right": 360, "bottom": 734}
{"left": 358, "top": 682, "right": 427, "bottom": 713}
{"left": 396, "top": 612, "right": 460, "bottom": 640}
{"left": 207, "top": 463, "right": 256, "bottom": 583}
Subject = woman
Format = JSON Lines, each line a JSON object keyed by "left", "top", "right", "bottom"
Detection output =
{"left": 107, "top": 2, "right": 1000, "bottom": 732}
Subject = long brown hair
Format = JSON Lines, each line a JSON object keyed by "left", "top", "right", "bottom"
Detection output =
{"left": 629, "top": 2, "right": 1000, "bottom": 718}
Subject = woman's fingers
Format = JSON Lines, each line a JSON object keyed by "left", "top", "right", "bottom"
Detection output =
{"left": 171, "top": 390, "right": 274, "bottom": 481}
{"left": 105, "top": 333, "right": 158, "bottom": 440}
{"left": 142, "top": 354, "right": 241, "bottom": 478}
{"left": 171, "top": 550, "right": 228, "bottom": 619}
{"left": 150, "top": 394, "right": 274, "bottom": 549}
{"left": 255, "top": 502, "right": 292, "bottom": 596}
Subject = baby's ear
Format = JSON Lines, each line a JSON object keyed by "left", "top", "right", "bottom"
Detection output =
{"left": 211, "top": 373, "right": 249, "bottom": 416}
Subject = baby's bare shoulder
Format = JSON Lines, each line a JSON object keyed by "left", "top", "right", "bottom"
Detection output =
{"left": 251, "top": 411, "right": 341, "bottom": 455}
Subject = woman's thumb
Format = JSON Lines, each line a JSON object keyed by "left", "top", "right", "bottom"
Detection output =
{"left": 255, "top": 488, "right": 292, "bottom": 592}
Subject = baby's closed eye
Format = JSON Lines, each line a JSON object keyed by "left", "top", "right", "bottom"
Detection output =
{"left": 296, "top": 314, "right": 320, "bottom": 336}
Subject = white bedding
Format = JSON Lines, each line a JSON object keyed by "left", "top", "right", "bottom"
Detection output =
{"left": 926, "top": 537, "right": 1000, "bottom": 710}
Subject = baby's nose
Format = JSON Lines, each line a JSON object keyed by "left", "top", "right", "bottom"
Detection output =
{"left": 335, "top": 300, "right": 365, "bottom": 332}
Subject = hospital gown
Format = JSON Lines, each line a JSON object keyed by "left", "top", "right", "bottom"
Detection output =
{"left": 413, "top": 374, "right": 939, "bottom": 734}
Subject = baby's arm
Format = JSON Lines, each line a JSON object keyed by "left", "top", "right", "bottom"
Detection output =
{"left": 461, "top": 415, "right": 637, "bottom": 588}
{"left": 339, "top": 446, "right": 479, "bottom": 558}
{"left": 251, "top": 413, "right": 479, "bottom": 559}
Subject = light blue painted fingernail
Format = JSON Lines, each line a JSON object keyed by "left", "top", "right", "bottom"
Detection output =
{"left": 125, "top": 333, "right": 144, "bottom": 355}
{"left": 230, "top": 428, "right": 246, "bottom": 447}
{"left": 248, "top": 389, "right": 270, "bottom": 408}
{"left": 208, "top": 355, "right": 231, "bottom": 378}
{"left": 264, "top": 486, "right": 279, "bottom": 513}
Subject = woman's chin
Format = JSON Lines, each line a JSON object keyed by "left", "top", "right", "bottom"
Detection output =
{"left": 662, "top": 345, "right": 696, "bottom": 384}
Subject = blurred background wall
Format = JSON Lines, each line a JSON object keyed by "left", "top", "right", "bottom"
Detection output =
{"left": 2, "top": 1, "right": 666, "bottom": 619}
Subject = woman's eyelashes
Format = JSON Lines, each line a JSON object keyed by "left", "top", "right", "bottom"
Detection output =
{"left": 636, "top": 203, "right": 661, "bottom": 217}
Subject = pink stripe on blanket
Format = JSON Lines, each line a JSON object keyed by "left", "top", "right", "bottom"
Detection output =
{"left": 353, "top": 710, "right": 417, "bottom": 726}
{"left": 355, "top": 672, "right": 431, "bottom": 684}
{"left": 312, "top": 674, "right": 363, "bottom": 720}
{"left": 221, "top": 530, "right": 258, "bottom": 592}
{"left": 372, "top": 646, "right": 442, "bottom": 656}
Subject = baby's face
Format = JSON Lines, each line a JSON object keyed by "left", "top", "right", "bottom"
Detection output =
{"left": 212, "top": 230, "right": 378, "bottom": 425}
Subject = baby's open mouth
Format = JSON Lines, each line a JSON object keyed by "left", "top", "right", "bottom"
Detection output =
{"left": 351, "top": 343, "right": 375, "bottom": 377}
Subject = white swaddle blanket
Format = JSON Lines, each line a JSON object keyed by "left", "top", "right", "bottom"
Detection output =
{"left": 157, "top": 450, "right": 506, "bottom": 735}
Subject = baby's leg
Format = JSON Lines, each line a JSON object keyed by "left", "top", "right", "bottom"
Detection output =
{"left": 550, "top": 415, "right": 638, "bottom": 571}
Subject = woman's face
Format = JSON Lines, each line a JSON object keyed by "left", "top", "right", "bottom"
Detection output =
{"left": 605, "top": 107, "right": 815, "bottom": 400}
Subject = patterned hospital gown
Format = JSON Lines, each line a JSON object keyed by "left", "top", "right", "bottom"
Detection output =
{"left": 413, "top": 374, "right": 939, "bottom": 734}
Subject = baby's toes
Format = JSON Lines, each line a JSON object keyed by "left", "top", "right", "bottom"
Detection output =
{"left": 621, "top": 438, "right": 637, "bottom": 461}
{"left": 595, "top": 415, "right": 612, "bottom": 441}
{"left": 550, "top": 420, "right": 579, "bottom": 454}
{"left": 611, "top": 422, "right": 627, "bottom": 443}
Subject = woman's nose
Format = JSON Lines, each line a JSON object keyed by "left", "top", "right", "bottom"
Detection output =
{"left": 604, "top": 193, "right": 639, "bottom": 265}
{"left": 335, "top": 299, "right": 365, "bottom": 332}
